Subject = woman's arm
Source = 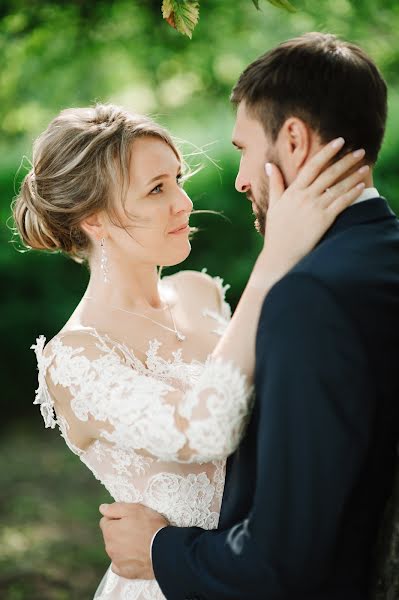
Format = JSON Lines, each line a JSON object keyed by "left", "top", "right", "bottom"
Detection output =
{"left": 33, "top": 140, "right": 367, "bottom": 464}
{"left": 210, "top": 139, "right": 367, "bottom": 378}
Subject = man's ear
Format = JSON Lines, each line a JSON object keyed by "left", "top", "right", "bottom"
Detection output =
{"left": 277, "top": 117, "right": 312, "bottom": 173}
{"left": 80, "top": 212, "right": 106, "bottom": 242}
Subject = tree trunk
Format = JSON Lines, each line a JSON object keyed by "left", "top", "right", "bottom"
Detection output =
{"left": 371, "top": 459, "right": 399, "bottom": 599}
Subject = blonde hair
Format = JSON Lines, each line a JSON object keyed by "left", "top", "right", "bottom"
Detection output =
{"left": 12, "top": 104, "right": 182, "bottom": 263}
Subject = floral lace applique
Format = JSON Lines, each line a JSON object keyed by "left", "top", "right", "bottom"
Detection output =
{"left": 31, "top": 271, "right": 251, "bottom": 600}
{"left": 201, "top": 268, "right": 232, "bottom": 334}
{"left": 32, "top": 328, "right": 253, "bottom": 465}
{"left": 144, "top": 339, "right": 203, "bottom": 390}
{"left": 31, "top": 335, "right": 57, "bottom": 428}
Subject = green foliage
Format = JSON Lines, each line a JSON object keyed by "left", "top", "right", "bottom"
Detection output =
{"left": 1, "top": 0, "right": 399, "bottom": 424}
{"left": 1, "top": 2, "right": 399, "bottom": 596}
{"left": 162, "top": 0, "right": 200, "bottom": 38}
{"left": 253, "top": 0, "right": 296, "bottom": 13}
{"left": 0, "top": 424, "right": 110, "bottom": 598}
{"left": 161, "top": 0, "right": 297, "bottom": 38}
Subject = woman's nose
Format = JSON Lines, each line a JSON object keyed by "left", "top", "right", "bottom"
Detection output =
{"left": 174, "top": 188, "right": 193, "bottom": 214}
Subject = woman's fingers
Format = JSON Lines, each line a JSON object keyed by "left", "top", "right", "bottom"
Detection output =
{"left": 266, "top": 162, "right": 285, "bottom": 208}
{"left": 319, "top": 164, "right": 369, "bottom": 208}
{"left": 327, "top": 182, "right": 366, "bottom": 218}
{"left": 310, "top": 148, "right": 367, "bottom": 197}
{"left": 294, "top": 137, "right": 346, "bottom": 190}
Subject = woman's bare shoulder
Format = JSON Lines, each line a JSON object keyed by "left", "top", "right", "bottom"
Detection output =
{"left": 162, "top": 269, "right": 221, "bottom": 309}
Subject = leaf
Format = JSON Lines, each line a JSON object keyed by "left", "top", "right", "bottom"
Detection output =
{"left": 253, "top": 0, "right": 296, "bottom": 13}
{"left": 266, "top": 0, "right": 296, "bottom": 13}
{"left": 162, "top": 0, "right": 200, "bottom": 39}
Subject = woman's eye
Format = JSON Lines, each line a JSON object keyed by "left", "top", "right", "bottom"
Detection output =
{"left": 150, "top": 183, "right": 163, "bottom": 195}
{"left": 150, "top": 175, "right": 184, "bottom": 195}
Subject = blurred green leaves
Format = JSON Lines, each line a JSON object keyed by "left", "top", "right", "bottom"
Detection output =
{"left": 253, "top": 0, "right": 296, "bottom": 12}
{"left": 0, "top": 423, "right": 110, "bottom": 598}
{"left": 1, "top": 3, "right": 398, "bottom": 595}
{"left": 1, "top": 0, "right": 399, "bottom": 423}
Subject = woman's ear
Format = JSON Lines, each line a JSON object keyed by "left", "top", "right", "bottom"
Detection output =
{"left": 278, "top": 117, "right": 312, "bottom": 172}
{"left": 80, "top": 212, "right": 106, "bottom": 242}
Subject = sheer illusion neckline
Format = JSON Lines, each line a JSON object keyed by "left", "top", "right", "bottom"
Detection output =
{"left": 52, "top": 271, "right": 231, "bottom": 370}
{"left": 51, "top": 326, "right": 205, "bottom": 372}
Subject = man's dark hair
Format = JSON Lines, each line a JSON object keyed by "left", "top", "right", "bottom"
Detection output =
{"left": 231, "top": 32, "right": 387, "bottom": 164}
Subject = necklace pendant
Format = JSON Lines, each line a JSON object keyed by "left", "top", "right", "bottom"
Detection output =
{"left": 176, "top": 332, "right": 186, "bottom": 342}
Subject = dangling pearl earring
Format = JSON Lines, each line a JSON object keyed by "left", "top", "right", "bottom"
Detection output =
{"left": 100, "top": 238, "right": 109, "bottom": 283}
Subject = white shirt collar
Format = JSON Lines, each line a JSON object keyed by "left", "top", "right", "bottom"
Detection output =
{"left": 352, "top": 186, "right": 380, "bottom": 205}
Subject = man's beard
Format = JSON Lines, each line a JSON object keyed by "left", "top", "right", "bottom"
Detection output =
{"left": 247, "top": 177, "right": 269, "bottom": 237}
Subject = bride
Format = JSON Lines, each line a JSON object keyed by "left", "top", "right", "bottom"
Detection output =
{"left": 12, "top": 104, "right": 367, "bottom": 599}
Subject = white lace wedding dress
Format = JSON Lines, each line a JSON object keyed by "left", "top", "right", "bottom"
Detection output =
{"left": 31, "top": 274, "right": 254, "bottom": 599}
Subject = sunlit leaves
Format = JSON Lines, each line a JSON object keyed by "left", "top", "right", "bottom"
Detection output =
{"left": 163, "top": 0, "right": 295, "bottom": 38}
{"left": 162, "top": 0, "right": 200, "bottom": 38}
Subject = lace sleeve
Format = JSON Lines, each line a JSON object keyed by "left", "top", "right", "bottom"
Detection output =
{"left": 31, "top": 331, "right": 253, "bottom": 464}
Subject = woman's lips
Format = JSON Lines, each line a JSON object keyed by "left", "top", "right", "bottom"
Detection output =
{"left": 169, "top": 224, "right": 190, "bottom": 235}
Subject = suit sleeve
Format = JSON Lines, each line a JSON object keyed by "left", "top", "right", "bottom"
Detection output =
{"left": 152, "top": 273, "right": 372, "bottom": 599}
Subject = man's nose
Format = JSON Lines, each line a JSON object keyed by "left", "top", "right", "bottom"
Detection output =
{"left": 235, "top": 171, "right": 251, "bottom": 194}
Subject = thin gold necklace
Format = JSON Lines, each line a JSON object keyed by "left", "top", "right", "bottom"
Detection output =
{"left": 82, "top": 296, "right": 186, "bottom": 342}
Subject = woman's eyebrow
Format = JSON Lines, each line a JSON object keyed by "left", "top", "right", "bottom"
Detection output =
{"left": 146, "top": 166, "right": 182, "bottom": 186}
{"left": 146, "top": 173, "right": 169, "bottom": 184}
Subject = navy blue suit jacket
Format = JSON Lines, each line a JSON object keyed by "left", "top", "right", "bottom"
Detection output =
{"left": 152, "top": 197, "right": 399, "bottom": 600}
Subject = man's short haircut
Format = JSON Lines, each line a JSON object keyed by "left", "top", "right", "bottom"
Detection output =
{"left": 231, "top": 32, "right": 387, "bottom": 164}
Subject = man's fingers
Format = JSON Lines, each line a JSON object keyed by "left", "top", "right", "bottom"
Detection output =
{"left": 294, "top": 137, "right": 346, "bottom": 189}
{"left": 99, "top": 502, "right": 128, "bottom": 518}
{"left": 266, "top": 162, "right": 285, "bottom": 208}
{"left": 111, "top": 561, "right": 140, "bottom": 579}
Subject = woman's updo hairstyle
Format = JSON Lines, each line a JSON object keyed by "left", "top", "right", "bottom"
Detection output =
{"left": 12, "top": 104, "right": 182, "bottom": 263}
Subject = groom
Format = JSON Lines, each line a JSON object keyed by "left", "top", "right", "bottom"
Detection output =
{"left": 99, "top": 33, "right": 399, "bottom": 599}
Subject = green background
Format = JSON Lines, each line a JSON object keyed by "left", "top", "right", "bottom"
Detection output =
{"left": 1, "top": 1, "right": 398, "bottom": 597}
